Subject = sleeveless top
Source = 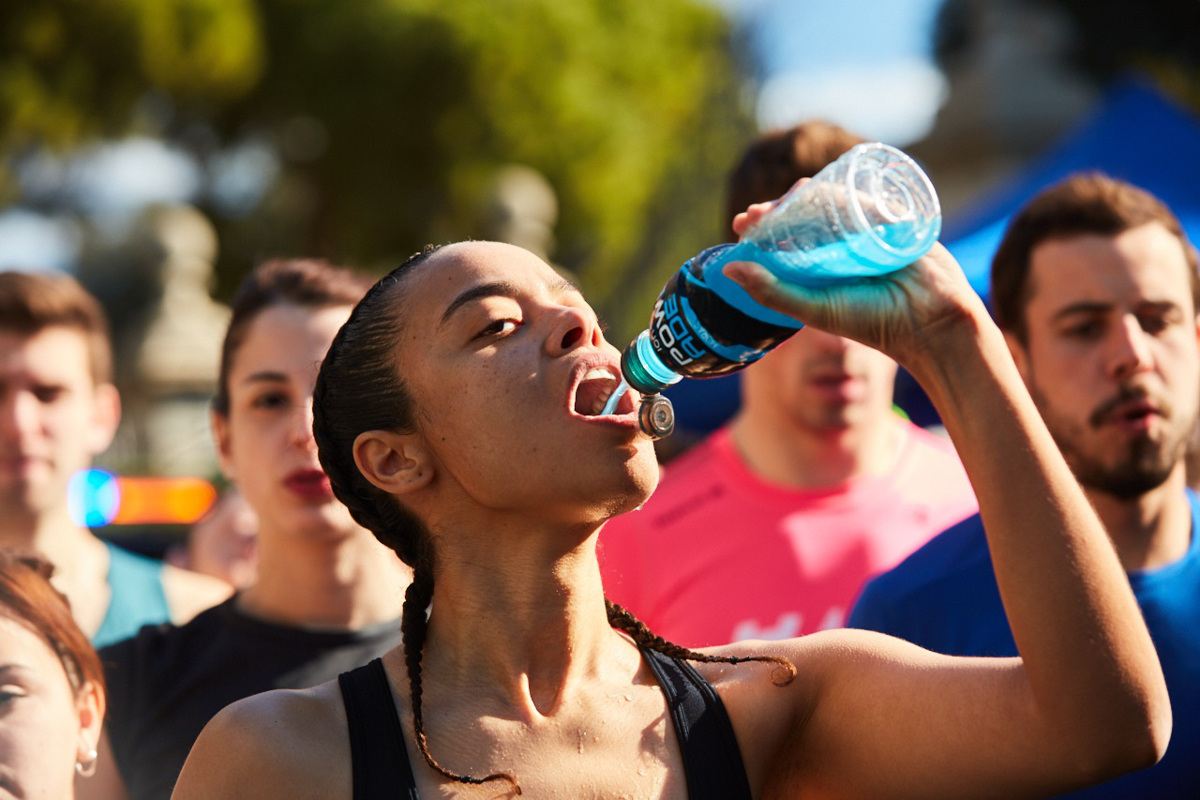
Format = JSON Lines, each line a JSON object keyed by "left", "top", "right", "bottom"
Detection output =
{"left": 338, "top": 648, "right": 754, "bottom": 799}
{"left": 92, "top": 541, "right": 171, "bottom": 648}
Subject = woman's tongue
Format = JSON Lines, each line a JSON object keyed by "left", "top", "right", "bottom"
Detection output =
{"left": 575, "top": 378, "right": 617, "bottom": 416}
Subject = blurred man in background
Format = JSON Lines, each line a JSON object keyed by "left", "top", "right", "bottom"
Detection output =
{"left": 599, "top": 122, "right": 977, "bottom": 647}
{"left": 850, "top": 173, "right": 1200, "bottom": 796}
{"left": 0, "top": 270, "right": 229, "bottom": 646}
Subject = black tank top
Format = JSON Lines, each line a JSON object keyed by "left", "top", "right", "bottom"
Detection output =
{"left": 337, "top": 648, "right": 753, "bottom": 799}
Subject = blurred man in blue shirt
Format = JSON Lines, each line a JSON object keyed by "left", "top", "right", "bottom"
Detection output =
{"left": 850, "top": 173, "right": 1200, "bottom": 798}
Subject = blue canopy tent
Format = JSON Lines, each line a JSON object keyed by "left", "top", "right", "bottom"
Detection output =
{"left": 943, "top": 78, "right": 1200, "bottom": 300}
{"left": 665, "top": 78, "right": 1200, "bottom": 437}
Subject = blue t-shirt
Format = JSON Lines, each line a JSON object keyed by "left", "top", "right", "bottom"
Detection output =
{"left": 848, "top": 489, "right": 1200, "bottom": 798}
{"left": 92, "top": 541, "right": 171, "bottom": 648}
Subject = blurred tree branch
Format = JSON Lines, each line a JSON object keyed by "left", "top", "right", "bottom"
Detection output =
{"left": 0, "top": 0, "right": 754, "bottom": 340}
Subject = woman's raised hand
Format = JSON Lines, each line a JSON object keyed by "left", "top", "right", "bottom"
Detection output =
{"left": 726, "top": 201, "right": 988, "bottom": 370}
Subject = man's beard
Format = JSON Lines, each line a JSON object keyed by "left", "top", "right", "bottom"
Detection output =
{"left": 1065, "top": 434, "right": 1184, "bottom": 500}
{"left": 1034, "top": 383, "right": 1192, "bottom": 501}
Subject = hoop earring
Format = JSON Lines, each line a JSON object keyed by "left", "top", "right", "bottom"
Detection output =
{"left": 76, "top": 747, "right": 98, "bottom": 778}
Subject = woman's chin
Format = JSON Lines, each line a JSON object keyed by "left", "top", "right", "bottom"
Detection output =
{"left": 277, "top": 504, "right": 363, "bottom": 542}
{"left": 611, "top": 461, "right": 660, "bottom": 517}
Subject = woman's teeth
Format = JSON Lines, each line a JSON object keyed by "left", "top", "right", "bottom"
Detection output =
{"left": 578, "top": 368, "right": 619, "bottom": 416}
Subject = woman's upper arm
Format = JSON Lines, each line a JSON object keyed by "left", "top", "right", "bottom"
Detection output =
{"left": 724, "top": 631, "right": 1128, "bottom": 800}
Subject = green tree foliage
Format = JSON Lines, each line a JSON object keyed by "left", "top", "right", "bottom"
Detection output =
{"left": 0, "top": 0, "right": 262, "bottom": 149}
{"left": 1, "top": 0, "right": 753, "bottom": 338}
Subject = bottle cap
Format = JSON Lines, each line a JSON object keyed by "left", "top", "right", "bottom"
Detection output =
{"left": 637, "top": 394, "right": 675, "bottom": 439}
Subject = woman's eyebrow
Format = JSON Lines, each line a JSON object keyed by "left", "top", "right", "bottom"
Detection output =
{"left": 439, "top": 275, "right": 584, "bottom": 328}
{"left": 239, "top": 370, "right": 289, "bottom": 386}
{"left": 0, "top": 663, "right": 35, "bottom": 676}
{"left": 439, "top": 281, "right": 517, "bottom": 328}
{"left": 551, "top": 273, "right": 580, "bottom": 295}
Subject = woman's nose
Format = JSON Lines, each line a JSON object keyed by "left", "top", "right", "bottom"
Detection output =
{"left": 290, "top": 399, "right": 317, "bottom": 448}
{"left": 547, "top": 306, "right": 603, "bottom": 356}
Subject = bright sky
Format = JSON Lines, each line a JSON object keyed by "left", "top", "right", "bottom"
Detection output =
{"left": 713, "top": 0, "right": 949, "bottom": 144}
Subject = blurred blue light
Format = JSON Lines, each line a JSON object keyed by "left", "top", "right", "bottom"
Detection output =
{"left": 67, "top": 469, "right": 121, "bottom": 528}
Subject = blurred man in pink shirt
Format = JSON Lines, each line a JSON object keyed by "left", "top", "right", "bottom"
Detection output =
{"left": 599, "top": 122, "right": 977, "bottom": 647}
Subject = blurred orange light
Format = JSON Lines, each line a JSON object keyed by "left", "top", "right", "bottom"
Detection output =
{"left": 111, "top": 477, "right": 218, "bottom": 525}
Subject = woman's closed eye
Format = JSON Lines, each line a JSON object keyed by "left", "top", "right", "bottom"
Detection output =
{"left": 0, "top": 686, "right": 26, "bottom": 707}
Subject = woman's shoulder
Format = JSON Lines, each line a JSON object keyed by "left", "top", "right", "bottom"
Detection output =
{"left": 172, "top": 679, "right": 352, "bottom": 799}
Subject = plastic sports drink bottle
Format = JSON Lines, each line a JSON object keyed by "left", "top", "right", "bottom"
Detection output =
{"left": 611, "top": 142, "right": 942, "bottom": 438}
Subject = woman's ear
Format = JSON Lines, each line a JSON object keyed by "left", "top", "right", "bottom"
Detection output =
{"left": 353, "top": 430, "right": 434, "bottom": 495}
{"left": 211, "top": 409, "right": 236, "bottom": 482}
{"left": 76, "top": 679, "right": 104, "bottom": 756}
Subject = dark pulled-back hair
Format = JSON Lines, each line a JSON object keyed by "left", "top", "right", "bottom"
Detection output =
{"left": 725, "top": 119, "right": 867, "bottom": 237}
{"left": 0, "top": 550, "right": 105, "bottom": 698}
{"left": 0, "top": 270, "right": 113, "bottom": 384}
{"left": 991, "top": 173, "right": 1200, "bottom": 345}
{"left": 313, "top": 243, "right": 795, "bottom": 794}
{"left": 212, "top": 258, "right": 375, "bottom": 416}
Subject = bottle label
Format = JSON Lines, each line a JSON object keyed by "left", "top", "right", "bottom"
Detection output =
{"left": 650, "top": 283, "right": 709, "bottom": 369}
{"left": 647, "top": 257, "right": 800, "bottom": 379}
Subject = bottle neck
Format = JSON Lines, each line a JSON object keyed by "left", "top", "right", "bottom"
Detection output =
{"left": 620, "top": 330, "right": 682, "bottom": 395}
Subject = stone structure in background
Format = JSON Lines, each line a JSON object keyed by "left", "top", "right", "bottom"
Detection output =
{"left": 910, "top": 0, "right": 1101, "bottom": 214}
{"left": 120, "top": 205, "right": 229, "bottom": 478}
{"left": 480, "top": 165, "right": 559, "bottom": 263}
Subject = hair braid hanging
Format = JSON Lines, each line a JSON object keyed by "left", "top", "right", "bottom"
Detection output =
{"left": 401, "top": 569, "right": 522, "bottom": 795}
{"left": 606, "top": 599, "right": 796, "bottom": 686}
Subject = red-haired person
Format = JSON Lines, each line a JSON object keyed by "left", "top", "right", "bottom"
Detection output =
{"left": 0, "top": 549, "right": 105, "bottom": 799}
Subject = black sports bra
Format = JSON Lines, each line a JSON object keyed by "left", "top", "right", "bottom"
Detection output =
{"left": 337, "top": 648, "right": 753, "bottom": 799}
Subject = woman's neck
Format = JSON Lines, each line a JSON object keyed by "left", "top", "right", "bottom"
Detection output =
{"left": 239, "top": 527, "right": 410, "bottom": 629}
{"left": 423, "top": 525, "right": 626, "bottom": 718}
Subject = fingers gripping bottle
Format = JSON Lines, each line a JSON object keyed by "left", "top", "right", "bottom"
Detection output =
{"left": 612, "top": 142, "right": 942, "bottom": 439}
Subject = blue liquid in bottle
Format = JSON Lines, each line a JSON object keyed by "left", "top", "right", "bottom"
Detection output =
{"left": 617, "top": 142, "right": 941, "bottom": 402}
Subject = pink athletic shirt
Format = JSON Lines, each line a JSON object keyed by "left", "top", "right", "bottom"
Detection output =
{"left": 599, "top": 423, "right": 978, "bottom": 648}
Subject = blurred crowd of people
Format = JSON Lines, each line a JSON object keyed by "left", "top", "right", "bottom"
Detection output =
{"left": 1, "top": 119, "right": 1196, "bottom": 798}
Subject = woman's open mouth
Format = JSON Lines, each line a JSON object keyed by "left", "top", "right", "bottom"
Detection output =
{"left": 573, "top": 367, "right": 634, "bottom": 416}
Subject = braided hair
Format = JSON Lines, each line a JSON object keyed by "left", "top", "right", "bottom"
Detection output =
{"left": 314, "top": 245, "right": 518, "bottom": 790}
{"left": 312, "top": 243, "right": 794, "bottom": 794}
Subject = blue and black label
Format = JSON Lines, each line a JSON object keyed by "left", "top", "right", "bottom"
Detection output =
{"left": 647, "top": 260, "right": 801, "bottom": 379}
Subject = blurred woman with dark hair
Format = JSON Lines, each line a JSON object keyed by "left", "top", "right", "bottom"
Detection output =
{"left": 0, "top": 549, "right": 104, "bottom": 799}
{"left": 88, "top": 260, "right": 411, "bottom": 800}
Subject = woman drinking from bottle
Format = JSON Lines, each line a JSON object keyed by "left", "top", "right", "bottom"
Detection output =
{"left": 174, "top": 215, "right": 1169, "bottom": 798}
